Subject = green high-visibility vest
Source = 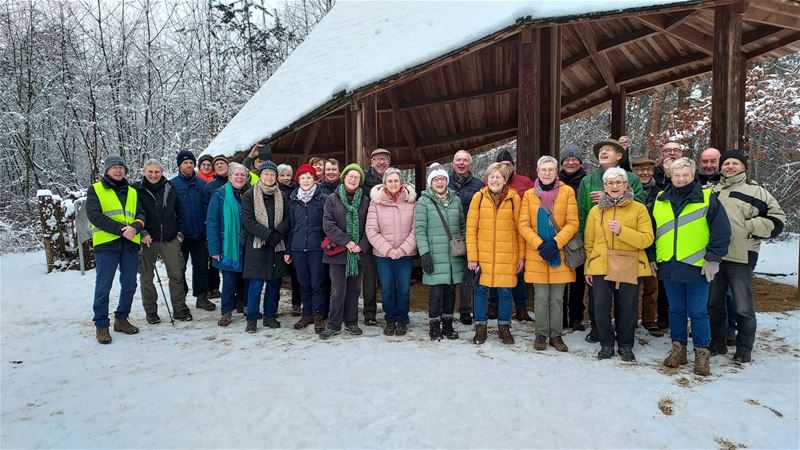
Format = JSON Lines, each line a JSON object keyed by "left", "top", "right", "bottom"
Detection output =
{"left": 248, "top": 171, "right": 258, "bottom": 186}
{"left": 653, "top": 189, "right": 711, "bottom": 267}
{"left": 92, "top": 181, "right": 141, "bottom": 246}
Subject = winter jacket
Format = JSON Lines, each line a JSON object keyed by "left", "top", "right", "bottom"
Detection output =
{"left": 322, "top": 189, "right": 372, "bottom": 265}
{"left": 559, "top": 168, "right": 586, "bottom": 194}
{"left": 448, "top": 170, "right": 484, "bottom": 219}
{"left": 507, "top": 173, "right": 535, "bottom": 197}
{"left": 241, "top": 186, "right": 290, "bottom": 281}
{"left": 654, "top": 165, "right": 670, "bottom": 191}
{"left": 415, "top": 188, "right": 466, "bottom": 285}
{"left": 133, "top": 176, "right": 184, "bottom": 242}
{"left": 576, "top": 168, "right": 645, "bottom": 233}
{"left": 206, "top": 184, "right": 247, "bottom": 272}
{"left": 466, "top": 186, "right": 525, "bottom": 288}
{"left": 202, "top": 175, "right": 228, "bottom": 217}
{"left": 713, "top": 172, "right": 786, "bottom": 264}
{"left": 366, "top": 184, "right": 417, "bottom": 258}
{"left": 584, "top": 194, "right": 654, "bottom": 278}
{"left": 650, "top": 181, "right": 730, "bottom": 283}
{"left": 641, "top": 178, "right": 659, "bottom": 210}
{"left": 170, "top": 173, "right": 207, "bottom": 238}
{"left": 363, "top": 167, "right": 384, "bottom": 194}
{"left": 86, "top": 176, "right": 146, "bottom": 252}
{"left": 319, "top": 178, "right": 341, "bottom": 196}
{"left": 697, "top": 171, "right": 721, "bottom": 188}
{"left": 518, "top": 182, "right": 579, "bottom": 284}
{"left": 287, "top": 186, "right": 328, "bottom": 252}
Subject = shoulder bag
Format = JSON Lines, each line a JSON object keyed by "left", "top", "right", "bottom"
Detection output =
{"left": 542, "top": 206, "right": 585, "bottom": 269}
{"left": 433, "top": 202, "right": 466, "bottom": 257}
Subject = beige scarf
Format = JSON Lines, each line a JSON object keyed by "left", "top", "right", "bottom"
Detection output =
{"left": 253, "top": 182, "right": 285, "bottom": 252}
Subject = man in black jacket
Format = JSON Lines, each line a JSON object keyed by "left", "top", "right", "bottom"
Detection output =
{"left": 135, "top": 159, "right": 192, "bottom": 324}
{"left": 360, "top": 148, "right": 391, "bottom": 325}
{"left": 558, "top": 145, "right": 588, "bottom": 331}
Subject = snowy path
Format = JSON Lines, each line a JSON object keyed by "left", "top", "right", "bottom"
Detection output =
{"left": 1, "top": 251, "right": 798, "bottom": 449}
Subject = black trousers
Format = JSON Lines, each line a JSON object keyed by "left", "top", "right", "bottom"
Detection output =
{"left": 181, "top": 237, "right": 209, "bottom": 298}
{"left": 429, "top": 284, "right": 456, "bottom": 319}
{"left": 562, "top": 263, "right": 585, "bottom": 326}
{"left": 592, "top": 275, "right": 639, "bottom": 349}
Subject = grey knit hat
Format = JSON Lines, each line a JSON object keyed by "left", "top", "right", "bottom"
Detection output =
{"left": 559, "top": 144, "right": 584, "bottom": 164}
{"left": 103, "top": 154, "right": 128, "bottom": 174}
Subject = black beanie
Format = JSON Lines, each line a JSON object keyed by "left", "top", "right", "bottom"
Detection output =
{"left": 720, "top": 150, "right": 748, "bottom": 169}
{"left": 176, "top": 150, "right": 197, "bottom": 167}
{"left": 496, "top": 149, "right": 514, "bottom": 165}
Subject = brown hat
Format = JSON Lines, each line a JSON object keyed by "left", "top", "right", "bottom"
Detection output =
{"left": 370, "top": 148, "right": 391, "bottom": 158}
{"left": 212, "top": 154, "right": 229, "bottom": 166}
{"left": 631, "top": 157, "right": 656, "bottom": 168}
{"left": 592, "top": 139, "right": 626, "bottom": 158}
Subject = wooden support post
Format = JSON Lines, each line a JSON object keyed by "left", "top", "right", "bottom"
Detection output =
{"left": 517, "top": 25, "right": 538, "bottom": 178}
{"left": 710, "top": 3, "right": 744, "bottom": 151}
{"left": 361, "top": 94, "right": 377, "bottom": 165}
{"left": 344, "top": 101, "right": 363, "bottom": 166}
{"left": 611, "top": 89, "right": 627, "bottom": 138}
{"left": 536, "top": 26, "right": 561, "bottom": 163}
{"left": 414, "top": 155, "right": 426, "bottom": 200}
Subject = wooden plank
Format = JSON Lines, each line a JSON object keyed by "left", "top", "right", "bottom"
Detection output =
{"left": 417, "top": 123, "right": 517, "bottom": 150}
{"left": 636, "top": 15, "right": 715, "bottom": 54}
{"left": 746, "top": 4, "right": 800, "bottom": 32}
{"left": 617, "top": 52, "right": 709, "bottom": 84}
{"left": 517, "top": 25, "right": 538, "bottom": 177}
{"left": 745, "top": 30, "right": 800, "bottom": 58}
{"left": 611, "top": 89, "right": 627, "bottom": 138}
{"left": 710, "top": 4, "right": 744, "bottom": 151}
{"left": 301, "top": 121, "right": 322, "bottom": 161}
{"left": 361, "top": 94, "right": 377, "bottom": 163}
{"left": 397, "top": 84, "right": 518, "bottom": 111}
{"left": 537, "top": 26, "right": 561, "bottom": 162}
{"left": 597, "top": 26, "right": 658, "bottom": 53}
{"left": 576, "top": 22, "right": 619, "bottom": 94}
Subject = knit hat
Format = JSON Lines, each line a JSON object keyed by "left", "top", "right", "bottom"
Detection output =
{"left": 720, "top": 150, "right": 748, "bottom": 169}
{"left": 176, "top": 150, "right": 196, "bottom": 166}
{"left": 198, "top": 154, "right": 213, "bottom": 165}
{"left": 103, "top": 154, "right": 128, "bottom": 174}
{"left": 257, "top": 160, "right": 278, "bottom": 176}
{"left": 559, "top": 145, "right": 584, "bottom": 164}
{"left": 294, "top": 163, "right": 317, "bottom": 182}
{"left": 212, "top": 154, "right": 229, "bottom": 166}
{"left": 496, "top": 149, "right": 514, "bottom": 165}
{"left": 257, "top": 145, "right": 271, "bottom": 161}
{"left": 426, "top": 163, "right": 449, "bottom": 187}
{"left": 592, "top": 139, "right": 626, "bottom": 158}
{"left": 340, "top": 163, "right": 364, "bottom": 185}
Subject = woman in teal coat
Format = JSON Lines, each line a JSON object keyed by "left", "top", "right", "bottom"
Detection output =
{"left": 414, "top": 163, "right": 466, "bottom": 341}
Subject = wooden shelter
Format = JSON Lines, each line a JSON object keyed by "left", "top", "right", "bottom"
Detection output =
{"left": 207, "top": 0, "right": 800, "bottom": 189}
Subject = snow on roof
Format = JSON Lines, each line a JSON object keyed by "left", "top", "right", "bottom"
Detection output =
{"left": 204, "top": 0, "right": 694, "bottom": 157}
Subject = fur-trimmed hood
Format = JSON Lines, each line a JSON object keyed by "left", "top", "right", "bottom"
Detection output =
{"left": 369, "top": 183, "right": 417, "bottom": 204}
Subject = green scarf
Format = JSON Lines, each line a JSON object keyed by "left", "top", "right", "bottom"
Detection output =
{"left": 221, "top": 183, "right": 241, "bottom": 264}
{"left": 337, "top": 183, "right": 363, "bottom": 277}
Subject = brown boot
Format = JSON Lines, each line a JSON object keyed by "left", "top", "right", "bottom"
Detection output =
{"left": 533, "top": 335, "right": 547, "bottom": 351}
{"left": 113, "top": 318, "right": 139, "bottom": 335}
{"left": 429, "top": 319, "right": 442, "bottom": 341}
{"left": 694, "top": 348, "right": 711, "bottom": 376}
{"left": 313, "top": 313, "right": 325, "bottom": 334}
{"left": 294, "top": 315, "right": 314, "bottom": 330}
{"left": 498, "top": 325, "right": 515, "bottom": 345}
{"left": 196, "top": 294, "right": 216, "bottom": 311}
{"left": 96, "top": 327, "right": 112, "bottom": 344}
{"left": 472, "top": 324, "right": 488, "bottom": 344}
{"left": 549, "top": 336, "right": 569, "bottom": 352}
{"left": 663, "top": 341, "right": 688, "bottom": 368}
{"left": 514, "top": 307, "right": 533, "bottom": 322}
{"left": 487, "top": 304, "right": 498, "bottom": 320}
{"left": 217, "top": 312, "right": 232, "bottom": 327}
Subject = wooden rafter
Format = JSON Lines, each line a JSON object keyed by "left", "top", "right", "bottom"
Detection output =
{"left": 386, "top": 90, "right": 418, "bottom": 149}
{"left": 744, "top": 31, "right": 800, "bottom": 58}
{"left": 413, "top": 123, "right": 517, "bottom": 151}
{"left": 576, "top": 22, "right": 619, "bottom": 94}
{"left": 746, "top": 4, "right": 800, "bottom": 32}
{"left": 397, "top": 84, "right": 517, "bottom": 111}
{"left": 636, "top": 14, "right": 715, "bottom": 54}
{"left": 301, "top": 121, "right": 322, "bottom": 161}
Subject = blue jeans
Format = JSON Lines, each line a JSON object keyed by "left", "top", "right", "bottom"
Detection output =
{"left": 93, "top": 249, "right": 139, "bottom": 329}
{"left": 375, "top": 256, "right": 412, "bottom": 324}
{"left": 488, "top": 272, "right": 528, "bottom": 309}
{"left": 663, "top": 280, "right": 711, "bottom": 348}
{"left": 220, "top": 270, "right": 244, "bottom": 315}
{"left": 247, "top": 278, "right": 281, "bottom": 321}
{"left": 475, "top": 285, "right": 512, "bottom": 325}
{"left": 292, "top": 250, "right": 326, "bottom": 316}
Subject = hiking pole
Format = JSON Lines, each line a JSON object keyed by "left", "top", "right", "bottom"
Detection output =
{"left": 154, "top": 262, "right": 176, "bottom": 326}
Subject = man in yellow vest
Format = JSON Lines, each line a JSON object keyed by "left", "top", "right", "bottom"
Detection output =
{"left": 87, "top": 154, "right": 146, "bottom": 344}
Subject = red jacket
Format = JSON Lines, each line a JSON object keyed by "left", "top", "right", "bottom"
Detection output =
{"left": 508, "top": 173, "right": 535, "bottom": 196}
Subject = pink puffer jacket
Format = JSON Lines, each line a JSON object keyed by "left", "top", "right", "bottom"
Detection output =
{"left": 365, "top": 184, "right": 417, "bottom": 257}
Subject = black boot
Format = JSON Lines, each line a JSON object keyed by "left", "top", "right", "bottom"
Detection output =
{"left": 442, "top": 317, "right": 459, "bottom": 340}
{"left": 459, "top": 312, "right": 473, "bottom": 325}
{"left": 429, "top": 319, "right": 442, "bottom": 341}
{"left": 245, "top": 320, "right": 257, "bottom": 333}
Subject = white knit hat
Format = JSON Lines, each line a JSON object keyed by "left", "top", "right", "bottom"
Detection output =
{"left": 426, "top": 163, "right": 449, "bottom": 187}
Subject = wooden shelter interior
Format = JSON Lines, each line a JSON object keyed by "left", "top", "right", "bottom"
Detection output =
{"left": 259, "top": 0, "right": 800, "bottom": 191}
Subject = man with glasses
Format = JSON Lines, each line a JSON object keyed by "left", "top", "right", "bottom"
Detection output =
{"left": 360, "top": 148, "right": 392, "bottom": 326}
{"left": 654, "top": 141, "right": 684, "bottom": 190}
{"left": 631, "top": 156, "right": 663, "bottom": 336}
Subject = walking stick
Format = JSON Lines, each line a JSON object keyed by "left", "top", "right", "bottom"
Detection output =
{"left": 154, "top": 260, "right": 176, "bottom": 326}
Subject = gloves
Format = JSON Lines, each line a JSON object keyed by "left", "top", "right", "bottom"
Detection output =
{"left": 649, "top": 261, "right": 658, "bottom": 276}
{"left": 538, "top": 240, "right": 559, "bottom": 263}
{"left": 701, "top": 261, "right": 720, "bottom": 283}
{"left": 266, "top": 231, "right": 283, "bottom": 247}
{"left": 421, "top": 253, "right": 434, "bottom": 274}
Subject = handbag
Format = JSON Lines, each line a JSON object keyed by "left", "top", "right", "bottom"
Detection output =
{"left": 600, "top": 210, "right": 639, "bottom": 288}
{"left": 433, "top": 202, "right": 466, "bottom": 257}
{"left": 542, "top": 206, "right": 585, "bottom": 269}
{"left": 320, "top": 236, "right": 347, "bottom": 257}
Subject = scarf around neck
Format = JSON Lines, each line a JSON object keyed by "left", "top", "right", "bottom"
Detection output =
{"left": 297, "top": 183, "right": 317, "bottom": 204}
{"left": 534, "top": 177, "right": 560, "bottom": 211}
{"left": 221, "top": 182, "right": 242, "bottom": 265}
{"left": 337, "top": 183, "right": 363, "bottom": 277}
{"left": 253, "top": 182, "right": 285, "bottom": 252}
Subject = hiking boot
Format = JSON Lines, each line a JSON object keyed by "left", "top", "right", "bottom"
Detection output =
{"left": 395, "top": 322, "right": 408, "bottom": 336}
{"left": 313, "top": 313, "right": 325, "bottom": 334}
{"left": 263, "top": 317, "right": 281, "bottom": 329}
{"left": 498, "top": 325, "right": 515, "bottom": 345}
{"left": 113, "top": 318, "right": 139, "bottom": 335}
{"left": 236, "top": 304, "right": 245, "bottom": 314}
{"left": 732, "top": 346, "right": 752, "bottom": 364}
{"left": 585, "top": 329, "right": 599, "bottom": 343}
{"left": 146, "top": 313, "right": 161, "bottom": 325}
{"left": 208, "top": 289, "right": 221, "bottom": 299}
{"left": 663, "top": 341, "right": 688, "bottom": 368}
{"left": 619, "top": 347, "right": 636, "bottom": 362}
{"left": 533, "top": 335, "right": 547, "bottom": 351}
{"left": 642, "top": 321, "right": 663, "bottom": 336}
{"left": 514, "top": 307, "right": 533, "bottom": 322}
{"left": 96, "top": 328, "right": 112, "bottom": 344}
{"left": 196, "top": 294, "right": 216, "bottom": 311}
{"left": 217, "top": 312, "right": 232, "bottom": 327}
{"left": 597, "top": 346, "right": 614, "bottom": 360}
{"left": 245, "top": 320, "right": 257, "bottom": 333}
{"left": 174, "top": 311, "right": 193, "bottom": 322}
{"left": 549, "top": 336, "right": 569, "bottom": 352}
{"left": 656, "top": 319, "right": 669, "bottom": 330}
{"left": 319, "top": 327, "right": 341, "bottom": 340}
{"left": 472, "top": 324, "right": 488, "bottom": 345}
{"left": 429, "top": 319, "right": 442, "bottom": 341}
{"left": 344, "top": 323, "right": 363, "bottom": 335}
{"left": 709, "top": 340, "right": 728, "bottom": 356}
{"left": 294, "top": 316, "right": 314, "bottom": 330}
{"left": 442, "top": 317, "right": 459, "bottom": 340}
{"left": 694, "top": 348, "right": 711, "bottom": 376}
{"left": 364, "top": 313, "right": 378, "bottom": 326}
{"left": 383, "top": 322, "right": 396, "bottom": 336}
{"left": 291, "top": 304, "right": 302, "bottom": 317}
{"left": 570, "top": 320, "right": 586, "bottom": 332}
{"left": 460, "top": 312, "right": 473, "bottom": 325}
{"left": 487, "top": 304, "right": 498, "bottom": 320}
{"left": 726, "top": 330, "right": 736, "bottom": 346}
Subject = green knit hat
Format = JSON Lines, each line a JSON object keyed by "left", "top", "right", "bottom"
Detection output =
{"left": 340, "top": 163, "right": 365, "bottom": 185}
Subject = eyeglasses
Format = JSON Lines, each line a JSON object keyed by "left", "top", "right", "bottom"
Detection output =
{"left": 537, "top": 168, "right": 556, "bottom": 174}
{"left": 604, "top": 180, "right": 626, "bottom": 186}
{"left": 487, "top": 175, "right": 505, "bottom": 181}
{"left": 662, "top": 147, "right": 682, "bottom": 154}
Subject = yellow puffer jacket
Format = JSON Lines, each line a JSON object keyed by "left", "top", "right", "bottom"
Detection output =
{"left": 584, "top": 197, "right": 654, "bottom": 277}
{"left": 466, "top": 186, "right": 525, "bottom": 288}
{"left": 519, "top": 183, "right": 579, "bottom": 284}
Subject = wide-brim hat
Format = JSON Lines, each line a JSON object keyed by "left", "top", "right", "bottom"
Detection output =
{"left": 592, "top": 139, "right": 626, "bottom": 158}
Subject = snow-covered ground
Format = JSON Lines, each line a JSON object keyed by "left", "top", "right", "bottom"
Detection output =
{"left": 756, "top": 233, "right": 799, "bottom": 286}
{"left": 1, "top": 251, "right": 798, "bottom": 449}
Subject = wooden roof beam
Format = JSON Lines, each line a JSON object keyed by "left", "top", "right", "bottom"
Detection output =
{"left": 618, "top": 52, "right": 709, "bottom": 85}
{"left": 636, "top": 14, "right": 714, "bottom": 55}
{"left": 414, "top": 123, "right": 517, "bottom": 151}
{"left": 301, "top": 121, "right": 322, "bottom": 161}
{"left": 386, "top": 89, "right": 419, "bottom": 150}
{"left": 744, "top": 31, "right": 800, "bottom": 58}
{"left": 625, "top": 65, "right": 710, "bottom": 94}
{"left": 745, "top": 4, "right": 800, "bottom": 32}
{"left": 396, "top": 84, "right": 518, "bottom": 111}
{"left": 576, "top": 23, "right": 620, "bottom": 94}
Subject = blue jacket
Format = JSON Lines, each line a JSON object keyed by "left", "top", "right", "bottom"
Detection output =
{"left": 202, "top": 175, "right": 227, "bottom": 217}
{"left": 287, "top": 186, "right": 328, "bottom": 252}
{"left": 448, "top": 170, "right": 484, "bottom": 219}
{"left": 171, "top": 173, "right": 206, "bottom": 238}
{"left": 206, "top": 184, "right": 247, "bottom": 272}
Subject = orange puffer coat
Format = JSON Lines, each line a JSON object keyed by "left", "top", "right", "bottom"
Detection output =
{"left": 519, "top": 182, "right": 579, "bottom": 284}
{"left": 466, "top": 186, "right": 525, "bottom": 288}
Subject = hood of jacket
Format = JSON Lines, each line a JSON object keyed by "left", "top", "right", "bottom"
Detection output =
{"left": 369, "top": 183, "right": 417, "bottom": 205}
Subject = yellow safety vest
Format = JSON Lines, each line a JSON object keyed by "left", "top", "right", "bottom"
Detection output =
{"left": 92, "top": 181, "right": 141, "bottom": 246}
{"left": 248, "top": 171, "right": 258, "bottom": 186}
{"left": 653, "top": 189, "right": 711, "bottom": 266}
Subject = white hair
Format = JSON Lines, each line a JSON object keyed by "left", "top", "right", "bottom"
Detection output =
{"left": 228, "top": 162, "right": 248, "bottom": 176}
{"left": 670, "top": 157, "right": 696, "bottom": 175}
{"left": 276, "top": 164, "right": 292, "bottom": 175}
{"left": 143, "top": 158, "right": 163, "bottom": 169}
{"left": 453, "top": 150, "right": 473, "bottom": 163}
{"left": 602, "top": 167, "right": 628, "bottom": 183}
{"left": 537, "top": 155, "right": 558, "bottom": 169}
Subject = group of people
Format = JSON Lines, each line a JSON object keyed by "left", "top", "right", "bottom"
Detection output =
{"left": 87, "top": 137, "right": 786, "bottom": 377}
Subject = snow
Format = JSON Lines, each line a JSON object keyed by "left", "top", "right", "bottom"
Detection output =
{"left": 35, "top": 189, "right": 52, "bottom": 197}
{"left": 756, "top": 233, "right": 799, "bottom": 286}
{"left": 2, "top": 250, "right": 799, "bottom": 448}
{"left": 204, "top": 0, "right": 692, "bottom": 157}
